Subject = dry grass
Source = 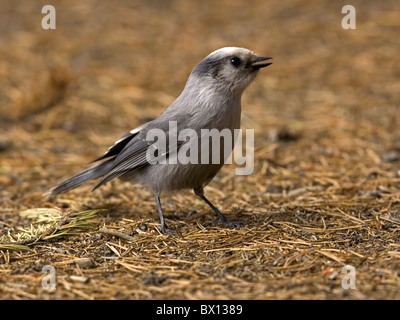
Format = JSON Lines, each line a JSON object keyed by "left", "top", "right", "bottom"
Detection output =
{"left": 0, "top": 208, "right": 101, "bottom": 250}
{"left": 0, "top": 0, "right": 400, "bottom": 299}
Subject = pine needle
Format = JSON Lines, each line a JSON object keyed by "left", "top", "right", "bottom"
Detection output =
{"left": 0, "top": 208, "right": 104, "bottom": 251}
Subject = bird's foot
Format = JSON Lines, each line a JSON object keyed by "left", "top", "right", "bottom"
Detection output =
{"left": 211, "top": 218, "right": 242, "bottom": 229}
{"left": 157, "top": 224, "right": 177, "bottom": 235}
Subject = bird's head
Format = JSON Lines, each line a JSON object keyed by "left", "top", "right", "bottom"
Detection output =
{"left": 191, "top": 47, "right": 272, "bottom": 94}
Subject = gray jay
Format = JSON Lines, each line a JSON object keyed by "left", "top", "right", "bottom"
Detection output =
{"left": 46, "top": 47, "right": 272, "bottom": 234}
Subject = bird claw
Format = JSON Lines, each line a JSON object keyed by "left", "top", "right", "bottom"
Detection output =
{"left": 225, "top": 220, "right": 242, "bottom": 228}
{"left": 211, "top": 219, "right": 242, "bottom": 229}
{"left": 157, "top": 225, "right": 177, "bottom": 236}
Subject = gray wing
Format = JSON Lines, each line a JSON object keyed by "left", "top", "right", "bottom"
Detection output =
{"left": 92, "top": 113, "right": 191, "bottom": 191}
{"left": 91, "top": 138, "right": 152, "bottom": 190}
{"left": 47, "top": 112, "right": 193, "bottom": 195}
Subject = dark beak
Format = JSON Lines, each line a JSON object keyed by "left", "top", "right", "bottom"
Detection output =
{"left": 251, "top": 57, "right": 273, "bottom": 69}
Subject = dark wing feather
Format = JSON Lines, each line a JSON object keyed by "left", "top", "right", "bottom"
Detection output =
{"left": 92, "top": 139, "right": 151, "bottom": 190}
{"left": 90, "top": 123, "right": 148, "bottom": 163}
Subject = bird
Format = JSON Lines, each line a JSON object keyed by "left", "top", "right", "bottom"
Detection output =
{"left": 46, "top": 47, "right": 272, "bottom": 234}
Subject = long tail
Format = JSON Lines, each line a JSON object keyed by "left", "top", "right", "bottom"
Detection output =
{"left": 45, "top": 158, "right": 115, "bottom": 195}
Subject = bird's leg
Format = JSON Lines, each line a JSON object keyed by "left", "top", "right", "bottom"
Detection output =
{"left": 196, "top": 191, "right": 229, "bottom": 223}
{"left": 193, "top": 188, "right": 241, "bottom": 228}
{"left": 155, "top": 194, "right": 168, "bottom": 234}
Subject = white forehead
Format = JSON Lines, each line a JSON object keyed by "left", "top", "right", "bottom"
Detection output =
{"left": 208, "top": 47, "right": 255, "bottom": 58}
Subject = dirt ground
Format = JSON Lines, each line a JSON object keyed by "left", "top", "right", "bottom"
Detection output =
{"left": 0, "top": 0, "right": 400, "bottom": 300}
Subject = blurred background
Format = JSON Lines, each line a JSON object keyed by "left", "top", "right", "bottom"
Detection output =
{"left": 0, "top": 0, "right": 400, "bottom": 300}
{"left": 1, "top": 0, "right": 399, "bottom": 202}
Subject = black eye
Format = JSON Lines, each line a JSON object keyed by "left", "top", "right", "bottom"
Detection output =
{"left": 230, "top": 57, "right": 241, "bottom": 67}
